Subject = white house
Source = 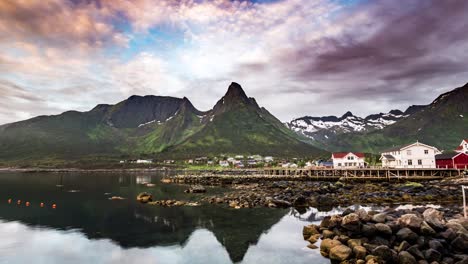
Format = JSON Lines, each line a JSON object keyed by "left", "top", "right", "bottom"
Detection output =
{"left": 332, "top": 152, "right": 365, "bottom": 168}
{"left": 136, "top": 159, "right": 152, "bottom": 164}
{"left": 455, "top": 139, "right": 468, "bottom": 154}
{"left": 219, "top": 160, "right": 229, "bottom": 167}
{"left": 282, "top": 163, "right": 298, "bottom": 168}
{"left": 380, "top": 141, "right": 441, "bottom": 168}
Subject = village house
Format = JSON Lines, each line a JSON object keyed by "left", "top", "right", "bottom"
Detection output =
{"left": 282, "top": 162, "right": 298, "bottom": 168}
{"left": 219, "top": 160, "right": 229, "bottom": 167}
{"left": 455, "top": 139, "right": 468, "bottom": 154}
{"left": 332, "top": 152, "right": 365, "bottom": 168}
{"left": 194, "top": 157, "right": 208, "bottom": 164}
{"left": 234, "top": 160, "right": 244, "bottom": 168}
{"left": 380, "top": 141, "right": 441, "bottom": 168}
{"left": 264, "top": 156, "right": 274, "bottom": 163}
{"left": 436, "top": 152, "right": 468, "bottom": 169}
{"left": 136, "top": 159, "right": 152, "bottom": 164}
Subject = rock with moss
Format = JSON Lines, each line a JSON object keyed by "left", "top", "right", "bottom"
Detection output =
{"left": 136, "top": 192, "right": 152, "bottom": 203}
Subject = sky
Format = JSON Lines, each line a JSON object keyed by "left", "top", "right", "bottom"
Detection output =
{"left": 0, "top": 0, "right": 468, "bottom": 124}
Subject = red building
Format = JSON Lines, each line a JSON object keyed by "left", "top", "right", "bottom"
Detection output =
{"left": 435, "top": 152, "right": 468, "bottom": 169}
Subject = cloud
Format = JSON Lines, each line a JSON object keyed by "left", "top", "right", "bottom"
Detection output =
{"left": 266, "top": 0, "right": 468, "bottom": 112}
{"left": 0, "top": 0, "right": 129, "bottom": 51}
{"left": 0, "top": 0, "right": 468, "bottom": 124}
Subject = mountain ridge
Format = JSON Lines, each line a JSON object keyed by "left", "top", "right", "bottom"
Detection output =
{"left": 292, "top": 83, "right": 468, "bottom": 153}
{"left": 0, "top": 82, "right": 325, "bottom": 162}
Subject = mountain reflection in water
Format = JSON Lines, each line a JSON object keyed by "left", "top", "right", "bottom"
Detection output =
{"left": 0, "top": 172, "right": 329, "bottom": 264}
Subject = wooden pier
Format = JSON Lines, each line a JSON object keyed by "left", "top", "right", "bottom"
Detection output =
{"left": 173, "top": 168, "right": 465, "bottom": 183}
{"left": 263, "top": 168, "right": 462, "bottom": 181}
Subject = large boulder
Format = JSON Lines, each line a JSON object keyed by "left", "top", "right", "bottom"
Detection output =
{"left": 362, "top": 224, "right": 377, "bottom": 237}
{"left": 375, "top": 223, "right": 393, "bottom": 236}
{"left": 424, "top": 248, "right": 442, "bottom": 262}
{"left": 342, "top": 213, "right": 361, "bottom": 232}
{"left": 398, "top": 251, "right": 417, "bottom": 264}
{"left": 329, "top": 245, "right": 352, "bottom": 261}
{"left": 399, "top": 214, "right": 423, "bottom": 230}
{"left": 422, "top": 208, "right": 446, "bottom": 230}
{"left": 446, "top": 222, "right": 468, "bottom": 235}
{"left": 303, "top": 225, "right": 320, "bottom": 240}
{"left": 407, "top": 245, "right": 424, "bottom": 260}
{"left": 136, "top": 192, "right": 152, "bottom": 203}
{"left": 348, "top": 238, "right": 364, "bottom": 249}
{"left": 451, "top": 233, "right": 468, "bottom": 252}
{"left": 420, "top": 221, "right": 436, "bottom": 236}
{"left": 320, "top": 216, "right": 332, "bottom": 229}
{"left": 372, "top": 213, "right": 387, "bottom": 223}
{"left": 353, "top": 245, "right": 367, "bottom": 260}
{"left": 320, "top": 238, "right": 342, "bottom": 257}
{"left": 356, "top": 208, "right": 372, "bottom": 222}
{"left": 428, "top": 240, "right": 445, "bottom": 254}
{"left": 396, "top": 228, "right": 419, "bottom": 243}
{"left": 330, "top": 215, "right": 343, "bottom": 228}
{"left": 372, "top": 245, "right": 394, "bottom": 262}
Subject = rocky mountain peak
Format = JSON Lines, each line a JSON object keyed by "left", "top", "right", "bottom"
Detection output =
{"left": 212, "top": 82, "right": 257, "bottom": 114}
{"left": 225, "top": 82, "right": 248, "bottom": 100}
{"left": 342, "top": 111, "right": 354, "bottom": 119}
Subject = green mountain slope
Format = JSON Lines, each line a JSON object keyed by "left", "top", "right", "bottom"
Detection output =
{"left": 322, "top": 83, "right": 468, "bottom": 153}
{"left": 0, "top": 83, "right": 325, "bottom": 162}
{"left": 168, "top": 83, "right": 325, "bottom": 157}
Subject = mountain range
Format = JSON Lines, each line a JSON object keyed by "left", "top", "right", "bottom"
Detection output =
{"left": 0, "top": 82, "right": 324, "bottom": 162}
{"left": 0, "top": 82, "right": 467, "bottom": 163}
{"left": 288, "top": 83, "right": 468, "bottom": 153}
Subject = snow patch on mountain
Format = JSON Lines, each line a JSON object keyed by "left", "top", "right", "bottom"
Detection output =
{"left": 287, "top": 110, "right": 408, "bottom": 140}
{"left": 138, "top": 119, "right": 158, "bottom": 127}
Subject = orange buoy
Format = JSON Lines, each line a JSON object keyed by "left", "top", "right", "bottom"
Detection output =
{"left": 17, "top": 200, "right": 21, "bottom": 205}
{"left": 52, "top": 204, "right": 57, "bottom": 209}
{"left": 7, "top": 199, "right": 11, "bottom": 204}
{"left": 26, "top": 202, "right": 30, "bottom": 207}
{"left": 40, "top": 202, "right": 44, "bottom": 208}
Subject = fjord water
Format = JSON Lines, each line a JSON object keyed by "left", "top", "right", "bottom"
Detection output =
{"left": 0, "top": 172, "right": 328, "bottom": 264}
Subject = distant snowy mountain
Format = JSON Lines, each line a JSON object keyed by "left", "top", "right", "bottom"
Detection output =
{"left": 287, "top": 110, "right": 408, "bottom": 141}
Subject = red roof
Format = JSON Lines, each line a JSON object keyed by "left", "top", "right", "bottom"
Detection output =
{"left": 456, "top": 145, "right": 463, "bottom": 151}
{"left": 332, "top": 152, "right": 365, "bottom": 159}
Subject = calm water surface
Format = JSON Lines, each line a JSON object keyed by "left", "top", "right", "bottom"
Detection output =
{"left": 0, "top": 172, "right": 339, "bottom": 264}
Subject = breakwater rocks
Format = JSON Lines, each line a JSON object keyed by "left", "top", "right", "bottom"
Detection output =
{"left": 199, "top": 180, "right": 461, "bottom": 209}
{"left": 303, "top": 207, "right": 468, "bottom": 264}
{"left": 147, "top": 200, "right": 200, "bottom": 207}
{"left": 184, "top": 185, "right": 206, "bottom": 193}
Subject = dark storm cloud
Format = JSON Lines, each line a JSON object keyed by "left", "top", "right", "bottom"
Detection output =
{"left": 287, "top": 0, "right": 468, "bottom": 95}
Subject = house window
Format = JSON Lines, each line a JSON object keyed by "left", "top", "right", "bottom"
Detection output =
{"left": 418, "top": 160, "right": 422, "bottom": 165}
{"left": 408, "top": 160, "right": 413, "bottom": 165}
{"left": 424, "top": 150, "right": 429, "bottom": 155}
{"left": 338, "top": 163, "right": 342, "bottom": 166}
{"left": 347, "top": 156, "right": 354, "bottom": 160}
{"left": 407, "top": 150, "right": 412, "bottom": 155}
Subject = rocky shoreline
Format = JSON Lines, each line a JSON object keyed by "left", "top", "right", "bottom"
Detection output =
{"left": 194, "top": 179, "right": 464, "bottom": 210}
{"left": 303, "top": 207, "right": 468, "bottom": 264}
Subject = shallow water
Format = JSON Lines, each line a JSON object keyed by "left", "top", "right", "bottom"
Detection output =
{"left": 0, "top": 172, "right": 335, "bottom": 264}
